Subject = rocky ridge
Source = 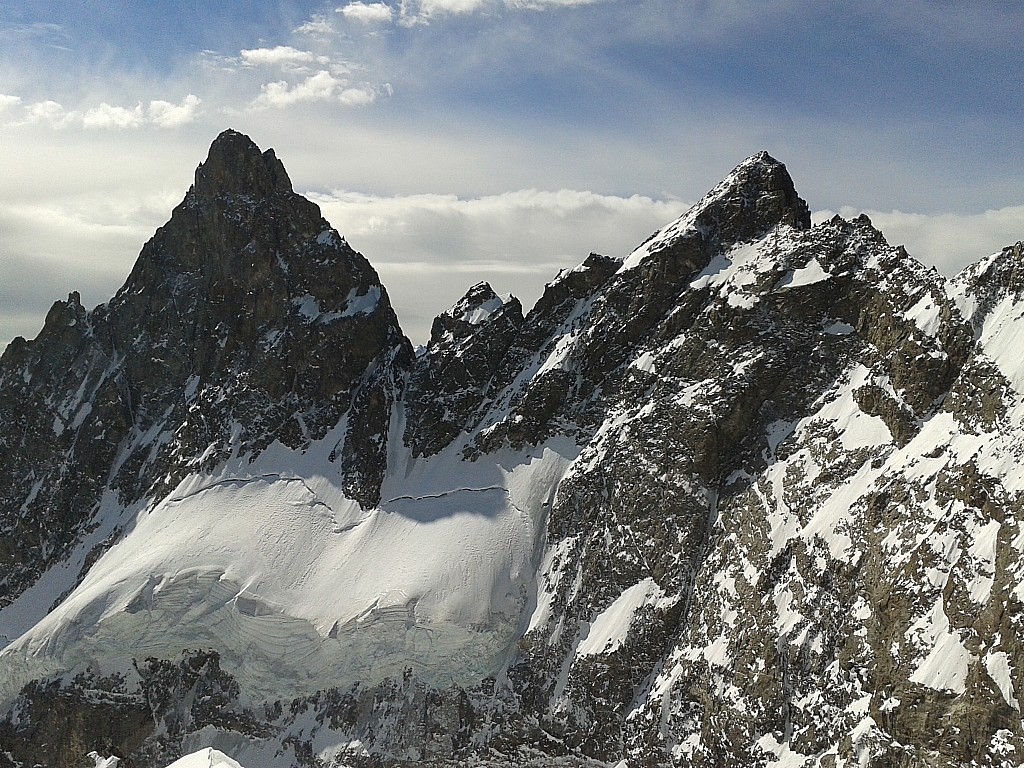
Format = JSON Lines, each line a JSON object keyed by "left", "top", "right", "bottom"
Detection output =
{"left": 1, "top": 132, "right": 1024, "bottom": 768}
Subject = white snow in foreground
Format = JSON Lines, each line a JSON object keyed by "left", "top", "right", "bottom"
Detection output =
{"left": 985, "top": 651, "right": 1020, "bottom": 711}
{"left": 163, "top": 748, "right": 244, "bottom": 768}
{"left": 630, "top": 351, "right": 657, "bottom": 374}
{"left": 0, "top": 408, "right": 577, "bottom": 703}
{"left": 756, "top": 734, "right": 812, "bottom": 768}
{"left": 909, "top": 630, "right": 971, "bottom": 693}
{"left": 977, "top": 295, "right": 1024, "bottom": 397}
{"left": 88, "top": 753, "right": 120, "bottom": 768}
{"left": 907, "top": 599, "right": 971, "bottom": 694}
{"left": 904, "top": 293, "right": 942, "bottom": 337}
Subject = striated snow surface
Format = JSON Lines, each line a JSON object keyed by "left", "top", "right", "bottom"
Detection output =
{"left": 0, "top": 403, "right": 577, "bottom": 703}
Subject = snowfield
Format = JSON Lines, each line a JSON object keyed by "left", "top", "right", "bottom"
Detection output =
{"left": 0, "top": 405, "right": 577, "bottom": 703}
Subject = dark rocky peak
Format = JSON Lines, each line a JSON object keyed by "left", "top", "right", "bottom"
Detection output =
{"left": 189, "top": 128, "right": 292, "bottom": 202}
{"left": 427, "top": 282, "right": 523, "bottom": 351}
{"left": 627, "top": 152, "right": 811, "bottom": 269}
{"left": 441, "top": 281, "right": 506, "bottom": 322}
{"left": 528, "top": 253, "right": 619, "bottom": 321}
{"left": 405, "top": 282, "right": 525, "bottom": 456}
{"left": 700, "top": 150, "right": 812, "bottom": 237}
{"left": 0, "top": 130, "right": 411, "bottom": 606}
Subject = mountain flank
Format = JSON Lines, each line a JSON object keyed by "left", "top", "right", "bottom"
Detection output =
{"left": 2, "top": 130, "right": 1024, "bottom": 768}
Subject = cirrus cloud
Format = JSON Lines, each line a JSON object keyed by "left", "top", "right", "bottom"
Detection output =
{"left": 505, "top": 0, "right": 607, "bottom": 8}
{"left": 309, "top": 186, "right": 690, "bottom": 342}
{"left": 294, "top": 14, "right": 338, "bottom": 36}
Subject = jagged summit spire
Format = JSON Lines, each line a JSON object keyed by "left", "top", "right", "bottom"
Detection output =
{"left": 621, "top": 151, "right": 811, "bottom": 271}
{"left": 702, "top": 150, "right": 811, "bottom": 234}
{"left": 191, "top": 129, "right": 292, "bottom": 200}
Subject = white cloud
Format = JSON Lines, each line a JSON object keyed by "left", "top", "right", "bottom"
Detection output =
{"left": 82, "top": 102, "right": 145, "bottom": 130}
{"left": 400, "top": 0, "right": 487, "bottom": 22}
{"left": 0, "top": 94, "right": 22, "bottom": 110}
{"left": 339, "top": 2, "right": 396, "bottom": 23}
{"left": 338, "top": 86, "right": 379, "bottom": 106}
{"left": 22, "top": 100, "right": 70, "bottom": 127}
{"left": 10, "top": 95, "right": 201, "bottom": 130}
{"left": 251, "top": 71, "right": 379, "bottom": 109}
{"left": 147, "top": 95, "right": 202, "bottom": 128}
{"left": 240, "top": 46, "right": 329, "bottom": 69}
{"left": 396, "top": 0, "right": 610, "bottom": 22}
{"left": 0, "top": 184, "right": 187, "bottom": 349}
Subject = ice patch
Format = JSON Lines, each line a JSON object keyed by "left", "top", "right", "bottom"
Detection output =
{"left": 776, "top": 257, "right": 830, "bottom": 290}
{"left": 910, "top": 630, "right": 971, "bottom": 693}
{"left": 907, "top": 598, "right": 971, "bottom": 694}
{"left": 630, "top": 351, "right": 657, "bottom": 374}
{"left": 293, "top": 295, "right": 321, "bottom": 321}
{"left": 756, "top": 734, "right": 812, "bottom": 768}
{"left": 977, "top": 295, "right": 1024, "bottom": 396}
{"left": 905, "top": 294, "right": 942, "bottom": 337}
{"left": 292, "top": 286, "right": 381, "bottom": 324}
{"left": 461, "top": 295, "right": 505, "bottom": 325}
{"left": 316, "top": 229, "right": 339, "bottom": 246}
{"left": 576, "top": 578, "right": 671, "bottom": 656}
{"left": 986, "top": 651, "right": 1020, "bottom": 710}
{"left": 1, "top": 412, "right": 580, "bottom": 705}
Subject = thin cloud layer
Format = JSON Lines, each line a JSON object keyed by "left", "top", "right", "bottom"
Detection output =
{"left": 240, "top": 46, "right": 331, "bottom": 70}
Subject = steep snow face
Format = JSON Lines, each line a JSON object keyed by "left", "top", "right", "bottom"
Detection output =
{"left": 0, "top": 406, "right": 577, "bottom": 702}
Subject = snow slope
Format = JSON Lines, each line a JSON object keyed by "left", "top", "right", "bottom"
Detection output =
{"left": 164, "top": 749, "right": 245, "bottom": 768}
{"left": 0, "top": 404, "right": 577, "bottom": 703}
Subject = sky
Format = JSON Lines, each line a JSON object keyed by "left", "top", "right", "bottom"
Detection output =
{"left": 1, "top": 0, "right": 1022, "bottom": 347}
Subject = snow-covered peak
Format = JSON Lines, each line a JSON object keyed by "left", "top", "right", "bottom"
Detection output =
{"left": 620, "top": 151, "right": 810, "bottom": 272}
{"left": 440, "top": 281, "right": 511, "bottom": 326}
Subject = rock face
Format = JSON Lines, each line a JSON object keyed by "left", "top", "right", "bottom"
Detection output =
{"left": 2, "top": 135, "right": 1024, "bottom": 768}
{"left": 0, "top": 130, "right": 409, "bottom": 622}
